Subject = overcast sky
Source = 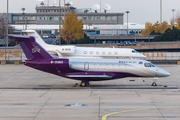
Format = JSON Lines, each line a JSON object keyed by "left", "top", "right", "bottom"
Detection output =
{"left": 0, "top": 0, "right": 180, "bottom": 24}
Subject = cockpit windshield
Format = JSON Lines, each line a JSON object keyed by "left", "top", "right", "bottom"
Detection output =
{"left": 144, "top": 63, "right": 156, "bottom": 67}
{"left": 132, "top": 50, "right": 138, "bottom": 53}
{"left": 150, "top": 63, "right": 156, "bottom": 67}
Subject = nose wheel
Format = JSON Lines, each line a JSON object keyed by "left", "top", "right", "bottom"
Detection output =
{"left": 151, "top": 78, "right": 158, "bottom": 86}
{"left": 151, "top": 82, "right": 157, "bottom": 86}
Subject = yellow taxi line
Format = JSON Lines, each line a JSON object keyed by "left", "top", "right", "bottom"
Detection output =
{"left": 102, "top": 106, "right": 180, "bottom": 120}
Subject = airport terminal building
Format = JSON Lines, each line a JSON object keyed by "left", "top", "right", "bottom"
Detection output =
{"left": 0, "top": 5, "right": 144, "bottom": 35}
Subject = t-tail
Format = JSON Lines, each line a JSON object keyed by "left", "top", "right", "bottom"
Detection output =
{"left": 8, "top": 34, "right": 52, "bottom": 60}
{"left": 8, "top": 34, "right": 69, "bottom": 75}
{"left": 17, "top": 30, "right": 50, "bottom": 48}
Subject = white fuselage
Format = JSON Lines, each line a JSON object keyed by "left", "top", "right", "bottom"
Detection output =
{"left": 22, "top": 30, "right": 146, "bottom": 59}
{"left": 68, "top": 58, "right": 170, "bottom": 77}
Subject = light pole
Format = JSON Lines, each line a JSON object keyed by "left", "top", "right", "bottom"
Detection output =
{"left": 172, "top": 9, "right": 175, "bottom": 26}
{"left": 100, "top": 0, "right": 101, "bottom": 13}
{"left": 125, "top": 11, "right": 130, "bottom": 36}
{"left": 21, "top": 8, "right": 25, "bottom": 29}
{"left": 59, "top": 0, "right": 61, "bottom": 45}
{"left": 5, "top": 0, "right": 9, "bottom": 63}
{"left": 64, "top": 0, "right": 65, "bottom": 16}
{"left": 86, "top": 16, "right": 87, "bottom": 33}
{"left": 160, "top": 0, "right": 162, "bottom": 23}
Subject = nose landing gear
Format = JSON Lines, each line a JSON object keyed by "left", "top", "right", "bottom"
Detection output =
{"left": 151, "top": 78, "right": 158, "bottom": 86}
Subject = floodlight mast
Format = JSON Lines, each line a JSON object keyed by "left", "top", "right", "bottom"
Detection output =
{"left": 125, "top": 10, "right": 130, "bottom": 36}
{"left": 160, "top": 0, "right": 162, "bottom": 23}
{"left": 64, "top": 0, "right": 65, "bottom": 16}
{"left": 21, "top": 8, "right": 26, "bottom": 30}
{"left": 172, "top": 9, "right": 175, "bottom": 26}
{"left": 59, "top": 0, "right": 61, "bottom": 45}
{"left": 6, "top": 0, "right": 8, "bottom": 47}
{"left": 100, "top": 0, "right": 101, "bottom": 13}
{"left": 5, "top": 0, "right": 9, "bottom": 63}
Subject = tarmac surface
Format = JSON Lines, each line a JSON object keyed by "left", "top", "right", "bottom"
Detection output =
{"left": 0, "top": 65, "right": 180, "bottom": 120}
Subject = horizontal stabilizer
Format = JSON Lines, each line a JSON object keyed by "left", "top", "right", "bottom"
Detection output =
{"left": 8, "top": 34, "right": 30, "bottom": 39}
{"left": 8, "top": 34, "right": 53, "bottom": 60}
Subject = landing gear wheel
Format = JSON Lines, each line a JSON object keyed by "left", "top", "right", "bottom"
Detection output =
{"left": 151, "top": 82, "right": 157, "bottom": 86}
{"left": 80, "top": 82, "right": 86, "bottom": 87}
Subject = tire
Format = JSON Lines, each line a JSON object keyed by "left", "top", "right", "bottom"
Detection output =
{"left": 80, "top": 82, "right": 86, "bottom": 87}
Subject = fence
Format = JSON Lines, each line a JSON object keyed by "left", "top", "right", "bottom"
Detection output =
{"left": 0, "top": 48, "right": 180, "bottom": 64}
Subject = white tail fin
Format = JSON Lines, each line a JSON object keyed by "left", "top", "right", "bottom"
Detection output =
{"left": 21, "top": 30, "right": 49, "bottom": 48}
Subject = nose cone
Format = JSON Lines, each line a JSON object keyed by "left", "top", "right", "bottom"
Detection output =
{"left": 157, "top": 68, "right": 170, "bottom": 77}
{"left": 140, "top": 54, "right": 147, "bottom": 59}
{"left": 142, "top": 54, "right": 147, "bottom": 59}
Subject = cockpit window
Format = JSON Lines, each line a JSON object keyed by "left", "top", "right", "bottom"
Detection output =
{"left": 144, "top": 63, "right": 151, "bottom": 67}
{"left": 132, "top": 50, "right": 138, "bottom": 53}
{"left": 150, "top": 63, "right": 156, "bottom": 67}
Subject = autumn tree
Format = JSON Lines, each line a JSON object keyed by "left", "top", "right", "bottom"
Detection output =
{"left": 141, "top": 22, "right": 153, "bottom": 35}
{"left": 141, "top": 21, "right": 168, "bottom": 35}
{"left": 175, "top": 12, "right": 180, "bottom": 29}
{"left": 160, "top": 21, "right": 168, "bottom": 33}
{"left": 61, "top": 12, "right": 84, "bottom": 44}
{"left": 153, "top": 21, "right": 160, "bottom": 33}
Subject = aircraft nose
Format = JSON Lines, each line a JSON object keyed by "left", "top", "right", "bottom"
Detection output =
{"left": 157, "top": 68, "right": 170, "bottom": 77}
{"left": 142, "top": 55, "right": 147, "bottom": 58}
{"left": 140, "top": 54, "right": 147, "bottom": 59}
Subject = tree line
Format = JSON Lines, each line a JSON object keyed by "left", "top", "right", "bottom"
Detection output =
{"left": 141, "top": 13, "right": 180, "bottom": 42}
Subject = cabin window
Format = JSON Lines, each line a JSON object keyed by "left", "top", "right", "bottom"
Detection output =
{"left": 102, "top": 52, "right": 105, "bottom": 55}
{"left": 84, "top": 51, "right": 87, "bottom": 54}
{"left": 144, "top": 63, "right": 151, "bottom": 67}
{"left": 108, "top": 52, "right": 111, "bottom": 55}
{"left": 90, "top": 51, "right": 93, "bottom": 54}
{"left": 96, "top": 51, "right": 99, "bottom": 54}
{"left": 114, "top": 52, "right": 118, "bottom": 55}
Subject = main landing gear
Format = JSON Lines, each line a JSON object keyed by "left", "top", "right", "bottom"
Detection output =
{"left": 80, "top": 81, "right": 90, "bottom": 87}
{"left": 151, "top": 78, "right": 158, "bottom": 86}
{"left": 73, "top": 81, "right": 90, "bottom": 87}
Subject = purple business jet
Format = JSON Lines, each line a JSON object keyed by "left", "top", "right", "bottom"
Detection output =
{"left": 9, "top": 35, "right": 170, "bottom": 87}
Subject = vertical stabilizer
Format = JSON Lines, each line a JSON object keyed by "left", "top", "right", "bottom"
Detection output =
{"left": 21, "top": 30, "right": 49, "bottom": 48}
{"left": 8, "top": 34, "right": 52, "bottom": 60}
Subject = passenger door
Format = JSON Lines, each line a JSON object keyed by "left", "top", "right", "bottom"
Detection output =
{"left": 84, "top": 62, "right": 89, "bottom": 70}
